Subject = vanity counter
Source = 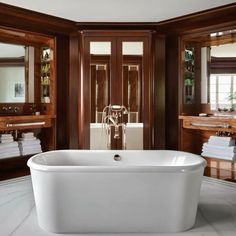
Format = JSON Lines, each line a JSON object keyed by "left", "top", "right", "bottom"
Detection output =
{"left": 0, "top": 115, "right": 56, "bottom": 131}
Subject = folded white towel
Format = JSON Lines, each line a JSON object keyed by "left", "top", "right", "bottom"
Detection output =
{"left": 202, "top": 147, "right": 235, "bottom": 155}
{"left": 22, "top": 132, "right": 34, "bottom": 138}
{"left": 20, "top": 137, "right": 37, "bottom": 141}
{"left": 0, "top": 151, "right": 20, "bottom": 159}
{"left": 0, "top": 149, "right": 20, "bottom": 155}
{"left": 19, "top": 143, "right": 41, "bottom": 149}
{"left": 208, "top": 139, "right": 235, "bottom": 146}
{"left": 19, "top": 145, "right": 41, "bottom": 150}
{"left": 0, "top": 142, "right": 19, "bottom": 149}
{"left": 203, "top": 143, "right": 236, "bottom": 152}
{"left": 18, "top": 140, "right": 41, "bottom": 147}
{"left": 209, "top": 136, "right": 232, "bottom": 141}
{"left": 201, "top": 151, "right": 236, "bottom": 160}
{"left": 0, "top": 139, "right": 14, "bottom": 144}
{"left": 20, "top": 150, "right": 42, "bottom": 156}
{"left": 0, "top": 134, "right": 13, "bottom": 137}
{"left": 0, "top": 136, "right": 13, "bottom": 140}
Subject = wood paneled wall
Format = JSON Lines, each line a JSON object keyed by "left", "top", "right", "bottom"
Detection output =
{"left": 0, "top": 2, "right": 236, "bottom": 150}
{"left": 165, "top": 35, "right": 180, "bottom": 150}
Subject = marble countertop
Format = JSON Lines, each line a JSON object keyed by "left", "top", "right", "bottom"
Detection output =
{"left": 0, "top": 176, "right": 236, "bottom": 236}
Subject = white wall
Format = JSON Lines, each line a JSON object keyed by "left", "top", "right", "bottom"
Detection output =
{"left": 0, "top": 0, "right": 235, "bottom": 22}
{"left": 0, "top": 43, "right": 25, "bottom": 58}
{"left": 211, "top": 43, "right": 236, "bottom": 57}
{"left": 0, "top": 67, "right": 25, "bottom": 103}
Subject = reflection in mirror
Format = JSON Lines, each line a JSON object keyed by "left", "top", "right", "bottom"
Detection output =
{"left": 89, "top": 41, "right": 144, "bottom": 150}
{"left": 184, "top": 45, "right": 195, "bottom": 104}
{"left": 0, "top": 42, "right": 35, "bottom": 103}
{"left": 122, "top": 42, "right": 143, "bottom": 150}
{"left": 90, "top": 42, "right": 111, "bottom": 123}
{"left": 122, "top": 42, "right": 143, "bottom": 123}
{"left": 201, "top": 42, "right": 236, "bottom": 111}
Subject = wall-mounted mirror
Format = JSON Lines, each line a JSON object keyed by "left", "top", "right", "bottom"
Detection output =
{"left": 201, "top": 42, "right": 236, "bottom": 110}
{"left": 0, "top": 27, "right": 54, "bottom": 116}
{"left": 183, "top": 28, "right": 236, "bottom": 113}
{"left": 88, "top": 39, "right": 144, "bottom": 150}
{"left": 122, "top": 41, "right": 143, "bottom": 123}
{"left": 90, "top": 41, "right": 111, "bottom": 123}
{"left": 0, "top": 42, "right": 35, "bottom": 103}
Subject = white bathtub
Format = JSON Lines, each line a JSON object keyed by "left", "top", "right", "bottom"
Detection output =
{"left": 27, "top": 150, "right": 206, "bottom": 233}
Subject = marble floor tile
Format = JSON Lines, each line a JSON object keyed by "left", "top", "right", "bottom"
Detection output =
{"left": 0, "top": 176, "right": 236, "bottom": 236}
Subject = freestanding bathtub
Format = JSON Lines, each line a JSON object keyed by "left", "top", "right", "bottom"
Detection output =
{"left": 27, "top": 150, "right": 206, "bottom": 233}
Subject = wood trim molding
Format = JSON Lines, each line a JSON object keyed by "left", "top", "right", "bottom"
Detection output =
{"left": 157, "top": 3, "right": 236, "bottom": 35}
{"left": 0, "top": 2, "right": 76, "bottom": 35}
{"left": 0, "top": 57, "right": 25, "bottom": 66}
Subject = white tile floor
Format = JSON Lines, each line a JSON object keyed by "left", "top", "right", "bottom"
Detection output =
{"left": 0, "top": 176, "right": 236, "bottom": 236}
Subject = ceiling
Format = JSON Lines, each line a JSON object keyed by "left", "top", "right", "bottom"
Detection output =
{"left": 0, "top": 0, "right": 235, "bottom": 22}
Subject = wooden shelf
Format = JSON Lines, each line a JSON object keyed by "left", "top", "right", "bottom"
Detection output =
{"left": 179, "top": 115, "right": 236, "bottom": 132}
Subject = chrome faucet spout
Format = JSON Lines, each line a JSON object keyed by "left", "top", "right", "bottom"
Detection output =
{"left": 102, "top": 104, "right": 129, "bottom": 147}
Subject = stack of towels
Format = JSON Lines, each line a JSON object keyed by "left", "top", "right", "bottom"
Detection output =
{"left": 201, "top": 136, "right": 236, "bottom": 161}
{"left": 0, "top": 134, "right": 20, "bottom": 159}
{"left": 18, "top": 132, "right": 42, "bottom": 156}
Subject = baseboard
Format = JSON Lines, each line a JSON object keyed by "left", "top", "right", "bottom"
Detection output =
{"left": 203, "top": 176, "right": 236, "bottom": 189}
{"left": 0, "top": 175, "right": 31, "bottom": 187}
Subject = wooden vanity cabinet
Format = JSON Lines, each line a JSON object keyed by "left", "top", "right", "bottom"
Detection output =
{"left": 179, "top": 115, "right": 236, "bottom": 182}
{"left": 0, "top": 28, "right": 56, "bottom": 180}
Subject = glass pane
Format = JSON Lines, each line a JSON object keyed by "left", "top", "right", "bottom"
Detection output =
{"left": 41, "top": 47, "right": 51, "bottom": 103}
{"left": 218, "top": 84, "right": 231, "bottom": 93}
{"left": 0, "top": 42, "right": 26, "bottom": 103}
{"left": 90, "top": 42, "right": 111, "bottom": 124}
{"left": 218, "top": 75, "right": 231, "bottom": 84}
{"left": 210, "top": 75, "right": 216, "bottom": 84}
{"left": 90, "top": 42, "right": 111, "bottom": 55}
{"left": 122, "top": 42, "right": 143, "bottom": 55}
{"left": 122, "top": 41, "right": 143, "bottom": 150}
{"left": 218, "top": 93, "right": 230, "bottom": 103}
{"left": 122, "top": 42, "right": 143, "bottom": 124}
{"left": 210, "top": 84, "right": 216, "bottom": 93}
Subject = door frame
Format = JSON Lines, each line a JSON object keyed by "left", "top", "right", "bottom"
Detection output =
{"left": 80, "top": 30, "right": 153, "bottom": 149}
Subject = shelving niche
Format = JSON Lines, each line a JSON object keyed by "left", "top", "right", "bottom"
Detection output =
{"left": 0, "top": 28, "right": 56, "bottom": 180}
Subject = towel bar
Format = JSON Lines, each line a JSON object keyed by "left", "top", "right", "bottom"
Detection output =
{"left": 6, "top": 122, "right": 46, "bottom": 127}
{"left": 190, "top": 122, "right": 230, "bottom": 129}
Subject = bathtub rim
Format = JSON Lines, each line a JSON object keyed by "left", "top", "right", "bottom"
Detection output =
{"left": 27, "top": 150, "right": 206, "bottom": 173}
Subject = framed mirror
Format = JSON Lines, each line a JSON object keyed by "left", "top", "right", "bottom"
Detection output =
{"left": 0, "top": 42, "right": 31, "bottom": 103}
{"left": 0, "top": 27, "right": 55, "bottom": 116}
{"left": 182, "top": 28, "right": 236, "bottom": 114}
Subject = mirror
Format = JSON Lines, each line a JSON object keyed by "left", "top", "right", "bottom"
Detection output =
{"left": 201, "top": 41, "right": 236, "bottom": 111}
{"left": 0, "top": 42, "right": 34, "bottom": 103}
{"left": 122, "top": 41, "right": 143, "bottom": 123}
{"left": 183, "top": 29, "right": 236, "bottom": 112}
{"left": 90, "top": 41, "right": 111, "bottom": 123}
{"left": 0, "top": 27, "right": 54, "bottom": 116}
{"left": 89, "top": 40, "right": 144, "bottom": 150}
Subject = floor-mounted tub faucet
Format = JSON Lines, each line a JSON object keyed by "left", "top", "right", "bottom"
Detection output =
{"left": 102, "top": 104, "right": 128, "bottom": 148}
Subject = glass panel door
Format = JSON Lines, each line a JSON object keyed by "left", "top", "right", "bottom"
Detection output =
{"left": 122, "top": 41, "right": 143, "bottom": 149}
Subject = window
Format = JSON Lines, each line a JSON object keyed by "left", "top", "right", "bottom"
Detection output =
{"left": 210, "top": 74, "right": 236, "bottom": 110}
